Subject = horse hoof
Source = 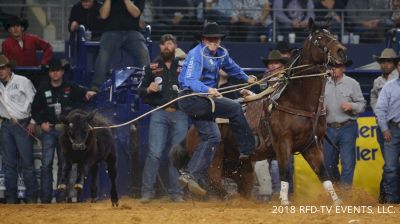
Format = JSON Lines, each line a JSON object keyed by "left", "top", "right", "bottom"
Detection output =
{"left": 74, "top": 184, "right": 83, "bottom": 190}
{"left": 333, "top": 199, "right": 343, "bottom": 206}
{"left": 112, "top": 201, "right": 119, "bottom": 207}
{"left": 281, "top": 200, "right": 290, "bottom": 205}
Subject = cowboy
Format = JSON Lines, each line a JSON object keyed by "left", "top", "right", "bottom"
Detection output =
{"left": 177, "top": 22, "right": 257, "bottom": 195}
{"left": 0, "top": 54, "right": 38, "bottom": 204}
{"left": 253, "top": 50, "right": 290, "bottom": 202}
{"left": 1, "top": 15, "right": 53, "bottom": 88}
{"left": 370, "top": 48, "right": 400, "bottom": 203}
{"left": 138, "top": 34, "right": 188, "bottom": 203}
{"left": 323, "top": 59, "right": 366, "bottom": 189}
{"left": 2, "top": 15, "right": 53, "bottom": 67}
{"left": 31, "top": 58, "right": 96, "bottom": 203}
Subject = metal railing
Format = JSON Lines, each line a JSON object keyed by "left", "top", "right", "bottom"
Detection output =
{"left": 0, "top": 3, "right": 397, "bottom": 45}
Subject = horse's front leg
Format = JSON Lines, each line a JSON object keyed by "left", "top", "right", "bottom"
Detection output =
{"left": 302, "top": 142, "right": 342, "bottom": 205}
{"left": 276, "top": 140, "right": 292, "bottom": 205}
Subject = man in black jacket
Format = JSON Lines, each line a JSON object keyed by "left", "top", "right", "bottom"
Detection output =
{"left": 31, "top": 58, "right": 96, "bottom": 203}
{"left": 138, "top": 34, "right": 188, "bottom": 203}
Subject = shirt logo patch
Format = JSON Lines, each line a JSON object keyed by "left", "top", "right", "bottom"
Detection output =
{"left": 45, "top": 90, "right": 52, "bottom": 98}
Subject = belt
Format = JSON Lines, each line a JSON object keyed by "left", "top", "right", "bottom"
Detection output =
{"left": 389, "top": 120, "right": 400, "bottom": 128}
{"left": 0, "top": 117, "right": 30, "bottom": 124}
{"left": 327, "top": 120, "right": 354, "bottom": 129}
{"left": 163, "top": 106, "right": 177, "bottom": 113}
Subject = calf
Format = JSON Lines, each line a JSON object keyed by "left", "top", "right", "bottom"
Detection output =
{"left": 58, "top": 109, "right": 118, "bottom": 206}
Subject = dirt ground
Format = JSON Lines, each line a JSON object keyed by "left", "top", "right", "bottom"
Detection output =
{"left": 0, "top": 195, "right": 399, "bottom": 224}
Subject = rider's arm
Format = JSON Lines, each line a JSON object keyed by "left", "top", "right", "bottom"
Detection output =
{"left": 349, "top": 81, "right": 366, "bottom": 114}
{"left": 221, "top": 54, "right": 249, "bottom": 82}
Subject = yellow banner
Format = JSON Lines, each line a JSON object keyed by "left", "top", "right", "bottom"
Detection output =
{"left": 294, "top": 117, "right": 384, "bottom": 200}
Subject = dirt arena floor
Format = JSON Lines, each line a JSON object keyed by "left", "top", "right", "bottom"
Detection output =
{"left": 0, "top": 195, "right": 399, "bottom": 224}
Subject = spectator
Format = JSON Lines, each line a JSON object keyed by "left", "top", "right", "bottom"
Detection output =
{"left": 345, "top": 0, "right": 392, "bottom": 42}
{"left": 68, "top": 0, "right": 104, "bottom": 84}
{"left": 314, "top": 0, "right": 346, "bottom": 34}
{"left": 177, "top": 22, "right": 257, "bottom": 196}
{"left": 1, "top": 15, "right": 53, "bottom": 87}
{"left": 274, "top": 0, "right": 315, "bottom": 38}
{"left": 375, "top": 64, "right": 400, "bottom": 204}
{"left": 232, "top": 0, "right": 272, "bottom": 42}
{"left": 202, "top": 0, "right": 240, "bottom": 38}
{"left": 92, "top": 0, "right": 150, "bottom": 91}
{"left": 323, "top": 60, "right": 366, "bottom": 188}
{"left": 138, "top": 34, "right": 188, "bottom": 203}
{"left": 391, "top": 0, "right": 400, "bottom": 27}
{"left": 69, "top": 0, "right": 104, "bottom": 40}
{"left": 0, "top": 54, "right": 38, "bottom": 204}
{"left": 31, "top": 58, "right": 96, "bottom": 204}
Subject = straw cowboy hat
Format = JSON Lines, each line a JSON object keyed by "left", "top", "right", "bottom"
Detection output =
{"left": 195, "top": 22, "right": 226, "bottom": 40}
{"left": 261, "top": 50, "right": 290, "bottom": 67}
{"left": 373, "top": 48, "right": 400, "bottom": 63}
{"left": 3, "top": 15, "right": 29, "bottom": 31}
{"left": 0, "top": 54, "right": 16, "bottom": 69}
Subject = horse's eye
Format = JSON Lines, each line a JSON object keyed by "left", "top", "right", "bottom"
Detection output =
{"left": 69, "top": 123, "right": 73, "bottom": 128}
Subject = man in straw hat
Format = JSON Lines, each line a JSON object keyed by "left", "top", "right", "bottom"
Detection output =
{"left": 0, "top": 54, "right": 38, "bottom": 203}
{"left": 370, "top": 48, "right": 400, "bottom": 203}
{"left": 323, "top": 59, "right": 366, "bottom": 190}
{"left": 176, "top": 22, "right": 257, "bottom": 196}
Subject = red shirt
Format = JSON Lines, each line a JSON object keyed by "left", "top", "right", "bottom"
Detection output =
{"left": 1, "top": 33, "right": 53, "bottom": 66}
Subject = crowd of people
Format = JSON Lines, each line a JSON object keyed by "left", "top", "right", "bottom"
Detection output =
{"left": 0, "top": 0, "right": 399, "bottom": 205}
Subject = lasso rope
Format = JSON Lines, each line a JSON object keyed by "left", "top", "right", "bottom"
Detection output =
{"left": 90, "top": 64, "right": 319, "bottom": 130}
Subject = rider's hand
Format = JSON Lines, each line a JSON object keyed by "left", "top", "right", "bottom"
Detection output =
{"left": 147, "top": 82, "right": 160, "bottom": 93}
{"left": 208, "top": 88, "right": 221, "bottom": 97}
{"left": 247, "top": 75, "right": 257, "bottom": 84}
{"left": 41, "top": 122, "right": 53, "bottom": 133}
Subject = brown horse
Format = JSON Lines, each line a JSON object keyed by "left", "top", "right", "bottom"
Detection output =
{"left": 266, "top": 19, "right": 346, "bottom": 205}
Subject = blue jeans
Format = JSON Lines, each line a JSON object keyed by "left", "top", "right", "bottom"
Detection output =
{"left": 382, "top": 123, "right": 400, "bottom": 202}
{"left": 323, "top": 121, "right": 358, "bottom": 186}
{"left": 0, "top": 120, "right": 38, "bottom": 203}
{"left": 141, "top": 110, "right": 188, "bottom": 198}
{"left": 40, "top": 128, "right": 62, "bottom": 203}
{"left": 92, "top": 30, "right": 150, "bottom": 88}
{"left": 178, "top": 95, "right": 255, "bottom": 180}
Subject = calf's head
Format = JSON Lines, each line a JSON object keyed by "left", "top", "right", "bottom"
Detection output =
{"left": 63, "top": 110, "right": 96, "bottom": 151}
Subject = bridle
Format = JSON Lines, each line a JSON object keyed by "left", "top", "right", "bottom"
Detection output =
{"left": 308, "top": 29, "right": 344, "bottom": 65}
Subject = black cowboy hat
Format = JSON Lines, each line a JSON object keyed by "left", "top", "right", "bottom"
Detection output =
{"left": 48, "top": 58, "right": 71, "bottom": 71}
{"left": 195, "top": 22, "right": 226, "bottom": 40}
{"left": 3, "top": 15, "right": 29, "bottom": 31}
{"left": 261, "top": 50, "right": 290, "bottom": 67}
{"left": 0, "top": 54, "right": 16, "bottom": 70}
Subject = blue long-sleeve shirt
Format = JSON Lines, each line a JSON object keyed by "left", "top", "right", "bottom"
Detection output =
{"left": 178, "top": 43, "right": 249, "bottom": 93}
{"left": 375, "top": 78, "right": 400, "bottom": 131}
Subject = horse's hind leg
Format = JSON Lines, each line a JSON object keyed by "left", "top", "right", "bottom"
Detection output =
{"left": 90, "top": 163, "right": 99, "bottom": 203}
{"left": 301, "top": 143, "right": 341, "bottom": 205}
{"left": 106, "top": 153, "right": 119, "bottom": 207}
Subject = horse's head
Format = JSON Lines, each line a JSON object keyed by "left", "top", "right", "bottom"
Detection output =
{"left": 63, "top": 109, "right": 96, "bottom": 151}
{"left": 304, "top": 18, "right": 347, "bottom": 65}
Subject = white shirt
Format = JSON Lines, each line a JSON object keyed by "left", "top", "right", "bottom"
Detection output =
{"left": 0, "top": 73, "right": 36, "bottom": 120}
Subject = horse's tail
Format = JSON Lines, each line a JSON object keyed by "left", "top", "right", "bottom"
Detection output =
{"left": 169, "top": 138, "right": 190, "bottom": 171}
